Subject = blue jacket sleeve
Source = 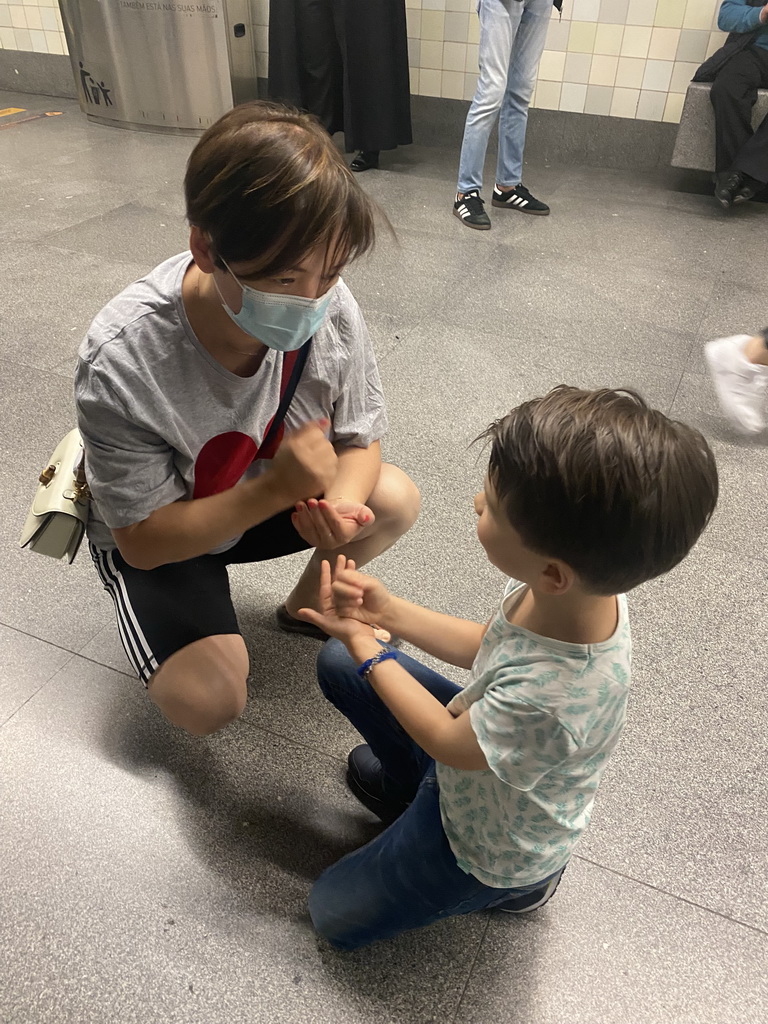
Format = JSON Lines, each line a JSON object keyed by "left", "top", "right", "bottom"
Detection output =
{"left": 718, "top": 0, "right": 764, "bottom": 34}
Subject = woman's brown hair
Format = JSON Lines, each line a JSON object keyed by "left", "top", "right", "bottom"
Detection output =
{"left": 184, "top": 101, "right": 379, "bottom": 275}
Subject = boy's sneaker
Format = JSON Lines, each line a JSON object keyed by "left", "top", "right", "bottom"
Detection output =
{"left": 704, "top": 334, "right": 768, "bottom": 435}
{"left": 453, "top": 190, "right": 491, "bottom": 230}
{"left": 346, "top": 745, "right": 409, "bottom": 825}
{"left": 496, "top": 866, "right": 565, "bottom": 914}
{"left": 492, "top": 183, "right": 550, "bottom": 216}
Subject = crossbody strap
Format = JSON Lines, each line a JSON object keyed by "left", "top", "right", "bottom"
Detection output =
{"left": 256, "top": 339, "right": 312, "bottom": 457}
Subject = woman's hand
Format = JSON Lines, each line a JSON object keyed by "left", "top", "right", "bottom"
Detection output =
{"left": 291, "top": 497, "right": 375, "bottom": 550}
{"left": 267, "top": 421, "right": 338, "bottom": 507}
{"left": 297, "top": 555, "right": 382, "bottom": 645}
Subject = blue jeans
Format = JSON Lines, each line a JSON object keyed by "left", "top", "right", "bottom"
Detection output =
{"left": 457, "top": 0, "right": 552, "bottom": 193}
{"left": 309, "top": 639, "right": 559, "bottom": 950}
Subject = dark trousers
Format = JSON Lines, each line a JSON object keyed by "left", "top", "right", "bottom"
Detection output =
{"left": 294, "top": 0, "right": 346, "bottom": 136}
{"left": 710, "top": 45, "right": 768, "bottom": 182}
{"left": 308, "top": 640, "right": 564, "bottom": 949}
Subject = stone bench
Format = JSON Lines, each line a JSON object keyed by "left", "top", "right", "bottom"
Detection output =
{"left": 672, "top": 80, "right": 768, "bottom": 172}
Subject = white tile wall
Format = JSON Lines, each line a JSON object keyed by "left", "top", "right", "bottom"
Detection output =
{"left": 0, "top": 0, "right": 66, "bottom": 57}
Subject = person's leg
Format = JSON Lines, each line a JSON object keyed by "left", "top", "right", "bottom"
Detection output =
{"left": 283, "top": 462, "right": 420, "bottom": 617}
{"left": 710, "top": 49, "right": 764, "bottom": 174}
{"left": 704, "top": 329, "right": 768, "bottom": 435}
{"left": 731, "top": 48, "right": 768, "bottom": 191}
{"left": 317, "top": 639, "right": 461, "bottom": 802}
{"left": 309, "top": 762, "right": 560, "bottom": 949}
{"left": 89, "top": 545, "right": 248, "bottom": 735}
{"left": 456, "top": 0, "right": 518, "bottom": 195}
{"left": 495, "top": 0, "right": 551, "bottom": 192}
{"left": 90, "top": 507, "right": 319, "bottom": 734}
{"left": 295, "top": 0, "right": 344, "bottom": 134}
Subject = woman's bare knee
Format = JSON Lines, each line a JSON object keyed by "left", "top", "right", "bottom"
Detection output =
{"left": 368, "top": 464, "right": 421, "bottom": 534}
{"left": 148, "top": 634, "right": 248, "bottom": 735}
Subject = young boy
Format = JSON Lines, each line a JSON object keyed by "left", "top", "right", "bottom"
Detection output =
{"left": 298, "top": 386, "right": 719, "bottom": 950}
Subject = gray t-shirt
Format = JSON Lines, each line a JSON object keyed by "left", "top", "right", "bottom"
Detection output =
{"left": 75, "top": 252, "right": 388, "bottom": 552}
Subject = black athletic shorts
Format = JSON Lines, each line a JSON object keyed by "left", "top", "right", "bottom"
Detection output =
{"left": 89, "top": 509, "right": 311, "bottom": 685}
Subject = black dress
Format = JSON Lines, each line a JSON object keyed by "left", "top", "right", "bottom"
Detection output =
{"left": 268, "top": 0, "right": 413, "bottom": 153}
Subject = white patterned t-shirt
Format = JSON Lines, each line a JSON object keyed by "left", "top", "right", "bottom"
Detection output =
{"left": 436, "top": 580, "right": 631, "bottom": 888}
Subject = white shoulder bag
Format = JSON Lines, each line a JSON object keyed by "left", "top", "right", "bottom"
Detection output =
{"left": 19, "top": 428, "right": 90, "bottom": 564}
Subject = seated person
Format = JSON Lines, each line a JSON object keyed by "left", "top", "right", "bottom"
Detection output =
{"left": 298, "top": 386, "right": 718, "bottom": 949}
{"left": 696, "top": 1, "right": 768, "bottom": 207}
{"left": 75, "top": 101, "right": 420, "bottom": 738}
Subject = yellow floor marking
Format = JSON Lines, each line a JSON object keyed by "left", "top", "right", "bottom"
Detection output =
{"left": 0, "top": 111, "right": 64, "bottom": 131}
{"left": 0, "top": 107, "right": 26, "bottom": 117}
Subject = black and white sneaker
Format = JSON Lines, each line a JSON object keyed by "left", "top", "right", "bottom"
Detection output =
{"left": 453, "top": 190, "right": 491, "bottom": 230}
{"left": 495, "top": 865, "right": 566, "bottom": 914}
{"left": 492, "top": 183, "right": 550, "bottom": 216}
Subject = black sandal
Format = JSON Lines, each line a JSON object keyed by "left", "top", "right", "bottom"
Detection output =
{"left": 275, "top": 604, "right": 329, "bottom": 641}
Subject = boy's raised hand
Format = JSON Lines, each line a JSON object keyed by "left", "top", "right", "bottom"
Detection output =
{"left": 331, "top": 563, "right": 393, "bottom": 625}
{"left": 298, "top": 555, "right": 391, "bottom": 645}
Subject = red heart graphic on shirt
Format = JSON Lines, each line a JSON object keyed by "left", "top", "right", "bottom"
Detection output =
{"left": 192, "top": 424, "right": 285, "bottom": 499}
{"left": 193, "top": 432, "right": 258, "bottom": 499}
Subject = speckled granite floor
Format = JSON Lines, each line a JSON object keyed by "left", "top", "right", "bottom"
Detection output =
{"left": 1, "top": 91, "right": 766, "bottom": 1024}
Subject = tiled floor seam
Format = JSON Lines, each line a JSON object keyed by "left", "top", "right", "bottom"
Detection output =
{"left": 0, "top": 618, "right": 80, "bottom": 660}
{"left": 237, "top": 715, "right": 352, "bottom": 769}
{"left": 449, "top": 915, "right": 493, "bottom": 1024}
{"left": 573, "top": 853, "right": 768, "bottom": 938}
{"left": 0, "top": 650, "right": 77, "bottom": 729}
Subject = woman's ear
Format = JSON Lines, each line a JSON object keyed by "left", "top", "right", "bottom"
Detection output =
{"left": 538, "top": 559, "right": 574, "bottom": 596}
{"left": 189, "top": 225, "right": 216, "bottom": 274}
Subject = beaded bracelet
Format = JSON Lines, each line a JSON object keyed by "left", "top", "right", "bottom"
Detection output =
{"left": 357, "top": 649, "right": 398, "bottom": 679}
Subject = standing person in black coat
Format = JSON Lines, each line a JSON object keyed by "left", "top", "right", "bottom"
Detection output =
{"left": 268, "top": 0, "right": 413, "bottom": 171}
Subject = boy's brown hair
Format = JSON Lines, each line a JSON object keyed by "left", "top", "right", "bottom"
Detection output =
{"left": 481, "top": 386, "right": 718, "bottom": 594}
{"left": 184, "top": 101, "right": 378, "bottom": 275}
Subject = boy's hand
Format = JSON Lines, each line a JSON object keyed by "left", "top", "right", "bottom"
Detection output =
{"left": 331, "top": 564, "right": 394, "bottom": 627}
{"left": 298, "top": 556, "right": 390, "bottom": 645}
{"left": 267, "top": 420, "right": 338, "bottom": 507}
{"left": 292, "top": 497, "right": 374, "bottom": 549}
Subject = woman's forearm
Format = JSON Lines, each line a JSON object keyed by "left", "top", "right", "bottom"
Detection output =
{"left": 111, "top": 474, "right": 293, "bottom": 570}
{"left": 329, "top": 441, "right": 382, "bottom": 504}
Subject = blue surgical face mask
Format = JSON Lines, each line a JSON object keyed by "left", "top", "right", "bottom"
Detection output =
{"left": 215, "top": 259, "right": 336, "bottom": 351}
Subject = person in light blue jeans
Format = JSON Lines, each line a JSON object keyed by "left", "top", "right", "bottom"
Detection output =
{"left": 453, "top": 0, "right": 559, "bottom": 230}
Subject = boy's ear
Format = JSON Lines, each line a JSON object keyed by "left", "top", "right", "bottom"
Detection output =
{"left": 189, "top": 225, "right": 216, "bottom": 274}
{"left": 538, "top": 559, "right": 574, "bottom": 596}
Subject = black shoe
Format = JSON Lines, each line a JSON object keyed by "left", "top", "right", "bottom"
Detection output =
{"left": 492, "top": 183, "right": 550, "bottom": 216}
{"left": 714, "top": 170, "right": 742, "bottom": 208}
{"left": 453, "top": 190, "right": 491, "bottom": 230}
{"left": 275, "top": 604, "right": 329, "bottom": 641}
{"left": 733, "top": 173, "right": 763, "bottom": 204}
{"left": 496, "top": 866, "right": 566, "bottom": 914}
{"left": 346, "top": 745, "right": 409, "bottom": 825}
{"left": 351, "top": 150, "right": 379, "bottom": 172}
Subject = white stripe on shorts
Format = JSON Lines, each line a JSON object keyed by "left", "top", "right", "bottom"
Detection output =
{"left": 91, "top": 545, "right": 159, "bottom": 684}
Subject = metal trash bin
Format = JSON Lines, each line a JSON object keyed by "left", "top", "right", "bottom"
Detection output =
{"left": 58, "top": 0, "right": 258, "bottom": 134}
